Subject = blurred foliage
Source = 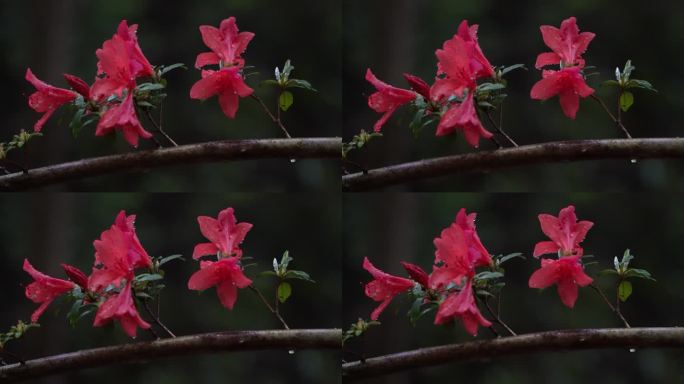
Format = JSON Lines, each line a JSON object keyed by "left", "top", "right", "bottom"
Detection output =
{"left": 344, "top": 193, "right": 684, "bottom": 383}
{"left": 0, "top": 193, "right": 341, "bottom": 383}
{"left": 0, "top": 0, "right": 341, "bottom": 191}
{"left": 344, "top": 0, "right": 684, "bottom": 191}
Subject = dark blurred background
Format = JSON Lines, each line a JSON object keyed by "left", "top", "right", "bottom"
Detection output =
{"left": 343, "top": 193, "right": 684, "bottom": 383}
{"left": 344, "top": 0, "right": 684, "bottom": 191}
{"left": 0, "top": 193, "right": 341, "bottom": 383}
{"left": 0, "top": 0, "right": 341, "bottom": 191}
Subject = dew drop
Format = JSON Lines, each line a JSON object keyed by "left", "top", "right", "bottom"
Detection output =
{"left": 629, "top": 348, "right": 636, "bottom": 353}
{"left": 290, "top": 158, "right": 296, "bottom": 163}
{"left": 288, "top": 349, "right": 295, "bottom": 355}
{"left": 630, "top": 159, "right": 638, "bottom": 164}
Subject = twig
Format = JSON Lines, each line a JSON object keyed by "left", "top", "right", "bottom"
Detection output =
{"left": 248, "top": 285, "right": 290, "bottom": 330}
{"left": 251, "top": 95, "right": 292, "bottom": 138}
{"left": 591, "top": 94, "right": 633, "bottom": 138}
{"left": 342, "top": 327, "right": 684, "bottom": 380}
{"left": 485, "top": 109, "right": 518, "bottom": 147}
{"left": 342, "top": 138, "right": 684, "bottom": 191}
{"left": 144, "top": 109, "right": 178, "bottom": 147}
{"left": 484, "top": 298, "right": 517, "bottom": 336}
{"left": 143, "top": 300, "right": 177, "bottom": 338}
{"left": 590, "top": 284, "right": 631, "bottom": 328}
{"left": 0, "top": 138, "right": 340, "bottom": 190}
{"left": 0, "top": 329, "right": 340, "bottom": 383}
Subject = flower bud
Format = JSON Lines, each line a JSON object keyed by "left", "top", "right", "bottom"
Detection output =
{"left": 403, "top": 73, "right": 431, "bottom": 99}
{"left": 61, "top": 263, "right": 89, "bottom": 289}
{"left": 400, "top": 261, "right": 429, "bottom": 287}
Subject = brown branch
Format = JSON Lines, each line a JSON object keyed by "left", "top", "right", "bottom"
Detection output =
{"left": 0, "top": 329, "right": 340, "bottom": 383}
{"left": 342, "top": 138, "right": 684, "bottom": 191}
{"left": 342, "top": 327, "right": 684, "bottom": 380}
{"left": 0, "top": 138, "right": 340, "bottom": 190}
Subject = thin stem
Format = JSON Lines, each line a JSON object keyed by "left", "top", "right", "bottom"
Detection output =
{"left": 146, "top": 325, "right": 160, "bottom": 340}
{"left": 250, "top": 95, "right": 292, "bottom": 138}
{"left": 143, "top": 300, "right": 177, "bottom": 338}
{"left": 590, "top": 284, "right": 631, "bottom": 328}
{"left": 591, "top": 94, "right": 633, "bottom": 138}
{"left": 483, "top": 297, "right": 517, "bottom": 336}
{"left": 144, "top": 109, "right": 178, "bottom": 147}
{"left": 248, "top": 285, "right": 290, "bottom": 330}
{"left": 485, "top": 109, "right": 518, "bottom": 147}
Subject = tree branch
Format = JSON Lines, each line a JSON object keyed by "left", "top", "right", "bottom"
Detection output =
{"left": 0, "top": 329, "right": 340, "bottom": 383}
{"left": 342, "top": 138, "right": 684, "bottom": 191}
{"left": 342, "top": 327, "right": 684, "bottom": 380}
{"left": 0, "top": 138, "right": 340, "bottom": 190}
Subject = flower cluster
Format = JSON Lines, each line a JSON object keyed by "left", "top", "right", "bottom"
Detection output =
{"left": 363, "top": 208, "right": 494, "bottom": 336}
{"left": 365, "top": 20, "right": 496, "bottom": 148}
{"left": 26, "top": 21, "right": 159, "bottom": 147}
{"left": 530, "top": 17, "right": 595, "bottom": 119}
{"left": 189, "top": 17, "right": 255, "bottom": 119}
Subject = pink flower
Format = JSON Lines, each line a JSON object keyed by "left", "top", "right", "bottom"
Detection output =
{"left": 61, "top": 263, "right": 89, "bottom": 290}
{"left": 529, "top": 255, "right": 593, "bottom": 308}
{"left": 456, "top": 20, "right": 494, "bottom": 79}
{"left": 365, "top": 69, "right": 417, "bottom": 132}
{"left": 25, "top": 68, "right": 77, "bottom": 132}
{"left": 530, "top": 67, "right": 594, "bottom": 119}
{"left": 115, "top": 20, "right": 155, "bottom": 79}
{"left": 91, "top": 33, "right": 136, "bottom": 101}
{"left": 454, "top": 208, "right": 492, "bottom": 267}
{"left": 401, "top": 261, "right": 429, "bottom": 288}
{"left": 533, "top": 205, "right": 594, "bottom": 258}
{"left": 431, "top": 35, "right": 476, "bottom": 103}
{"left": 63, "top": 74, "right": 91, "bottom": 100}
{"left": 23, "top": 259, "right": 76, "bottom": 323}
{"left": 535, "top": 17, "right": 595, "bottom": 69}
{"left": 89, "top": 211, "right": 152, "bottom": 292}
{"left": 187, "top": 257, "right": 253, "bottom": 310}
{"left": 429, "top": 223, "right": 472, "bottom": 290}
{"left": 189, "top": 67, "right": 254, "bottom": 119}
{"left": 363, "top": 257, "right": 414, "bottom": 320}
{"left": 403, "top": 73, "right": 431, "bottom": 99}
{"left": 435, "top": 92, "right": 493, "bottom": 147}
{"left": 93, "top": 282, "right": 150, "bottom": 338}
{"left": 95, "top": 92, "right": 153, "bottom": 148}
{"left": 434, "top": 279, "right": 491, "bottom": 335}
{"left": 195, "top": 17, "right": 254, "bottom": 69}
{"left": 193, "top": 207, "right": 253, "bottom": 260}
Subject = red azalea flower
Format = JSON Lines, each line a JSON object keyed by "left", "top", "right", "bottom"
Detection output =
{"left": 189, "top": 67, "right": 254, "bottom": 119}
{"left": 435, "top": 92, "right": 493, "bottom": 147}
{"left": 529, "top": 255, "right": 593, "bottom": 308}
{"left": 89, "top": 211, "right": 151, "bottom": 292}
{"left": 363, "top": 257, "right": 414, "bottom": 321}
{"left": 434, "top": 279, "right": 491, "bottom": 335}
{"left": 23, "top": 259, "right": 76, "bottom": 323}
{"left": 187, "top": 257, "right": 253, "bottom": 310}
{"left": 113, "top": 210, "right": 152, "bottom": 269}
{"left": 25, "top": 68, "right": 77, "bottom": 132}
{"left": 195, "top": 17, "right": 255, "bottom": 69}
{"left": 431, "top": 35, "right": 476, "bottom": 103}
{"left": 536, "top": 17, "right": 595, "bottom": 69}
{"left": 400, "top": 261, "right": 429, "bottom": 288}
{"left": 61, "top": 263, "right": 89, "bottom": 290}
{"left": 530, "top": 67, "right": 594, "bottom": 119}
{"left": 95, "top": 92, "right": 153, "bottom": 147}
{"left": 403, "top": 73, "right": 431, "bottom": 100}
{"left": 115, "top": 20, "right": 155, "bottom": 79}
{"left": 454, "top": 208, "right": 493, "bottom": 267}
{"left": 456, "top": 20, "right": 494, "bottom": 79}
{"left": 91, "top": 33, "right": 136, "bottom": 101}
{"left": 429, "top": 222, "right": 472, "bottom": 290}
{"left": 93, "top": 282, "right": 150, "bottom": 338}
{"left": 534, "top": 205, "right": 594, "bottom": 258}
{"left": 63, "top": 74, "right": 91, "bottom": 100}
{"left": 365, "top": 69, "right": 417, "bottom": 132}
{"left": 193, "top": 207, "right": 253, "bottom": 260}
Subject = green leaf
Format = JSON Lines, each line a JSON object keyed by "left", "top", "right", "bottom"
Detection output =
{"left": 474, "top": 271, "right": 504, "bottom": 281}
{"left": 624, "top": 268, "right": 656, "bottom": 281}
{"left": 282, "top": 59, "right": 294, "bottom": 80}
{"left": 69, "top": 108, "right": 85, "bottom": 138}
{"left": 599, "top": 269, "right": 619, "bottom": 276}
{"left": 284, "top": 270, "right": 315, "bottom": 283}
{"left": 260, "top": 79, "right": 280, "bottom": 87}
{"left": 136, "top": 101, "right": 155, "bottom": 108}
{"left": 619, "top": 91, "right": 634, "bottom": 112}
{"left": 286, "top": 79, "right": 317, "bottom": 92}
{"left": 626, "top": 79, "right": 657, "bottom": 92}
{"left": 158, "top": 254, "right": 184, "bottom": 266}
{"left": 277, "top": 282, "right": 292, "bottom": 303}
{"left": 134, "top": 273, "right": 164, "bottom": 283}
{"left": 409, "top": 109, "right": 426, "bottom": 138}
{"left": 259, "top": 270, "right": 278, "bottom": 277}
{"left": 279, "top": 91, "right": 294, "bottom": 111}
{"left": 602, "top": 80, "right": 620, "bottom": 88}
{"left": 280, "top": 250, "right": 293, "bottom": 271}
{"left": 501, "top": 64, "right": 527, "bottom": 75}
{"left": 618, "top": 280, "right": 633, "bottom": 302}
{"left": 498, "top": 252, "right": 525, "bottom": 264}
{"left": 136, "top": 83, "right": 165, "bottom": 92}
{"left": 158, "top": 63, "right": 187, "bottom": 76}
{"left": 477, "top": 82, "right": 506, "bottom": 92}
